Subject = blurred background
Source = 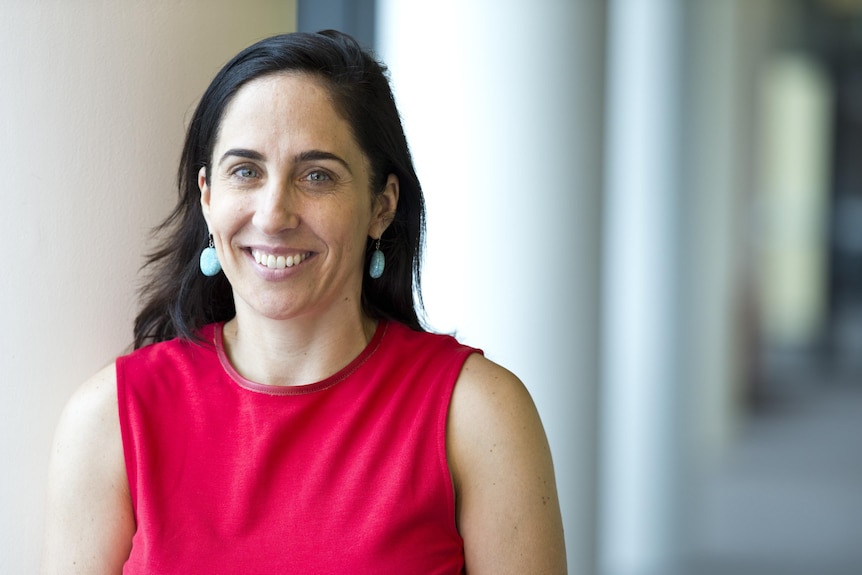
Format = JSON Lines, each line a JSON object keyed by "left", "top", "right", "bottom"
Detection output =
{"left": 1, "top": 1, "right": 860, "bottom": 574}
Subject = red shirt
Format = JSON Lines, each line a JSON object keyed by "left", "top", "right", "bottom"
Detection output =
{"left": 117, "top": 320, "right": 479, "bottom": 574}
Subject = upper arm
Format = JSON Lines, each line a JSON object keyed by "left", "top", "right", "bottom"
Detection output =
{"left": 41, "top": 363, "right": 135, "bottom": 575}
{"left": 447, "top": 354, "right": 567, "bottom": 574}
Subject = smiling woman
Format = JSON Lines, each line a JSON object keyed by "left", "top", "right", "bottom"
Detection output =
{"left": 198, "top": 73, "right": 396, "bottom": 334}
{"left": 41, "top": 30, "right": 567, "bottom": 574}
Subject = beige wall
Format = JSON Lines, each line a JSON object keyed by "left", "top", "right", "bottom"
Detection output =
{"left": 0, "top": 2, "right": 295, "bottom": 571}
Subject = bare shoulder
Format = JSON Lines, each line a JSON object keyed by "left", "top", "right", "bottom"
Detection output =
{"left": 62, "top": 363, "right": 119, "bottom": 429}
{"left": 450, "top": 354, "right": 537, "bottom": 426}
{"left": 51, "top": 363, "right": 124, "bottom": 465}
{"left": 42, "top": 363, "right": 134, "bottom": 574}
{"left": 448, "top": 354, "right": 567, "bottom": 574}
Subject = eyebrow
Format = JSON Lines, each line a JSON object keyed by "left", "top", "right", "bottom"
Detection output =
{"left": 217, "top": 148, "right": 352, "bottom": 174}
{"left": 218, "top": 148, "right": 265, "bottom": 166}
{"left": 295, "top": 150, "right": 352, "bottom": 174}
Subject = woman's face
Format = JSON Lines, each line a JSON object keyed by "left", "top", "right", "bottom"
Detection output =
{"left": 199, "top": 72, "right": 398, "bottom": 323}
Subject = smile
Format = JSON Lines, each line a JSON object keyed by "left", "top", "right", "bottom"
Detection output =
{"left": 251, "top": 249, "right": 311, "bottom": 270}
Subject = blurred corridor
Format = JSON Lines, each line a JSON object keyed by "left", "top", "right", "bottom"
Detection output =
{"left": 685, "top": 1, "right": 862, "bottom": 572}
{"left": 689, "top": 365, "right": 862, "bottom": 574}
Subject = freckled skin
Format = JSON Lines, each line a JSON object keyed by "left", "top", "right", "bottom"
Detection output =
{"left": 447, "top": 355, "right": 567, "bottom": 573}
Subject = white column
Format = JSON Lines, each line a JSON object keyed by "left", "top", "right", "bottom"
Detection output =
{"left": 0, "top": 3, "right": 295, "bottom": 571}
{"left": 377, "top": 2, "right": 606, "bottom": 573}
{"left": 600, "top": 0, "right": 684, "bottom": 573}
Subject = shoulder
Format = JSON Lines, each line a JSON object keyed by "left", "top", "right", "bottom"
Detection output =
{"left": 447, "top": 354, "right": 542, "bottom": 469}
{"left": 446, "top": 354, "right": 536, "bottom": 481}
{"left": 379, "top": 322, "right": 481, "bottom": 374}
{"left": 57, "top": 363, "right": 120, "bottom": 442}
{"left": 451, "top": 353, "right": 526, "bottom": 408}
{"left": 384, "top": 321, "right": 470, "bottom": 350}
{"left": 447, "top": 354, "right": 568, "bottom": 573}
{"left": 115, "top": 328, "right": 219, "bottom": 385}
{"left": 48, "top": 363, "right": 124, "bottom": 494}
{"left": 42, "top": 363, "right": 134, "bottom": 573}
{"left": 47, "top": 362, "right": 124, "bottom": 497}
{"left": 119, "top": 327, "right": 216, "bottom": 363}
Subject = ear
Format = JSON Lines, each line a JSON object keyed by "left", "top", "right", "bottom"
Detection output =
{"left": 198, "top": 166, "right": 212, "bottom": 227}
{"left": 369, "top": 174, "right": 400, "bottom": 239}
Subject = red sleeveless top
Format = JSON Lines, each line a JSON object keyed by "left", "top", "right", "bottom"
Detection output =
{"left": 116, "top": 320, "right": 479, "bottom": 574}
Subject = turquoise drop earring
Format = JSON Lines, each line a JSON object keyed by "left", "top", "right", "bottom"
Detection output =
{"left": 369, "top": 238, "right": 385, "bottom": 279}
{"left": 200, "top": 234, "right": 221, "bottom": 276}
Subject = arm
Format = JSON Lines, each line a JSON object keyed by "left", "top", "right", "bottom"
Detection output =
{"left": 41, "top": 363, "right": 135, "bottom": 574}
{"left": 448, "top": 354, "right": 567, "bottom": 574}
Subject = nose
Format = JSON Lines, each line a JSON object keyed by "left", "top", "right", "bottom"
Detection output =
{"left": 252, "top": 178, "right": 300, "bottom": 235}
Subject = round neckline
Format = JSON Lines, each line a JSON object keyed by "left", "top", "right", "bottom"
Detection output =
{"left": 212, "top": 320, "right": 388, "bottom": 396}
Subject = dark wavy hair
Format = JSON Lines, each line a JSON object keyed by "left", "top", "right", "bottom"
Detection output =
{"left": 133, "top": 30, "right": 426, "bottom": 349}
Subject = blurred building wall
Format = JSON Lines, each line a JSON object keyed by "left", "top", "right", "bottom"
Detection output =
{"left": 599, "top": 0, "right": 685, "bottom": 572}
{"left": 757, "top": 54, "right": 833, "bottom": 349}
{"left": 0, "top": 3, "right": 296, "bottom": 572}
{"left": 678, "top": 0, "right": 781, "bottom": 571}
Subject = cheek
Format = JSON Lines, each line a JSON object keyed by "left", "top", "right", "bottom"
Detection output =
{"left": 207, "top": 194, "right": 249, "bottom": 229}
{"left": 312, "top": 209, "right": 368, "bottom": 258}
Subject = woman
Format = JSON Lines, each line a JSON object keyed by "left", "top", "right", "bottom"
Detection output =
{"left": 42, "top": 30, "right": 566, "bottom": 574}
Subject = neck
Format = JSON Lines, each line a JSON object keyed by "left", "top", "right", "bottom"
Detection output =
{"left": 221, "top": 306, "right": 377, "bottom": 387}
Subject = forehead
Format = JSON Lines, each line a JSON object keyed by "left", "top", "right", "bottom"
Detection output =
{"left": 213, "top": 72, "right": 358, "bottom": 158}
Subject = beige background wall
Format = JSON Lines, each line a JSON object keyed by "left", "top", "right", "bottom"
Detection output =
{"left": 0, "top": 2, "right": 296, "bottom": 571}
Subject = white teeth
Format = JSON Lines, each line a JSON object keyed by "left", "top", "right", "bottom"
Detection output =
{"left": 252, "top": 249, "right": 308, "bottom": 270}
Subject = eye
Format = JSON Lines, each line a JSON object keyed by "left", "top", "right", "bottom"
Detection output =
{"left": 231, "top": 165, "right": 260, "bottom": 180}
{"left": 305, "top": 170, "right": 332, "bottom": 183}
